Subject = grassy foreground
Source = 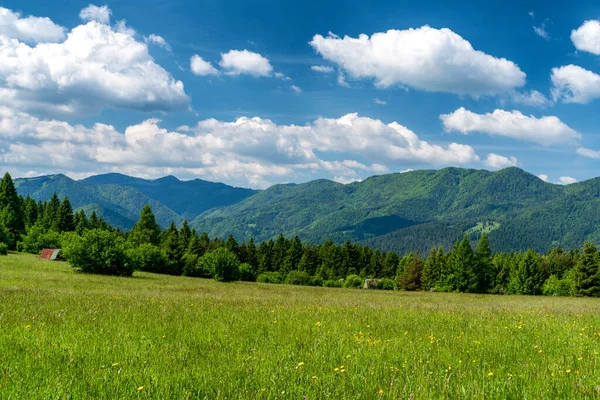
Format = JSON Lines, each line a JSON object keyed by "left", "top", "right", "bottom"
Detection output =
{"left": 1, "top": 255, "right": 600, "bottom": 399}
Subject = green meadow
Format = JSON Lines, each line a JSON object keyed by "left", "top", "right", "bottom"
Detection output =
{"left": 1, "top": 253, "right": 600, "bottom": 399}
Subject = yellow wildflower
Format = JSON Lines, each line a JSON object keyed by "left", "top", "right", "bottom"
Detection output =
{"left": 298, "top": 362, "right": 304, "bottom": 367}
{"left": 137, "top": 386, "right": 144, "bottom": 391}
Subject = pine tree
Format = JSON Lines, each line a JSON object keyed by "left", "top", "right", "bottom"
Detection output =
{"left": 448, "top": 236, "right": 479, "bottom": 293}
{"left": 161, "top": 221, "right": 182, "bottom": 275}
{"left": 475, "top": 233, "right": 492, "bottom": 293}
{"left": 422, "top": 247, "right": 446, "bottom": 290}
{"left": 57, "top": 197, "right": 75, "bottom": 232}
{"left": 282, "top": 236, "right": 303, "bottom": 275}
{"left": 508, "top": 250, "right": 545, "bottom": 295}
{"left": 179, "top": 220, "right": 192, "bottom": 252}
{"left": 245, "top": 238, "right": 258, "bottom": 274}
{"left": 396, "top": 253, "right": 423, "bottom": 291}
{"left": 23, "top": 196, "right": 38, "bottom": 228}
{"left": 43, "top": 193, "right": 60, "bottom": 230}
{"left": 129, "top": 205, "right": 161, "bottom": 246}
{"left": 225, "top": 234, "right": 239, "bottom": 257}
{"left": 0, "top": 172, "right": 25, "bottom": 247}
{"left": 573, "top": 242, "right": 600, "bottom": 297}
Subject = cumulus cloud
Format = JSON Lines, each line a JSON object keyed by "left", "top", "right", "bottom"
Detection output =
{"left": 311, "top": 65, "right": 334, "bottom": 73}
{"left": 0, "top": 11, "right": 189, "bottom": 115}
{"left": 577, "top": 147, "right": 600, "bottom": 159}
{"left": 511, "top": 90, "right": 552, "bottom": 108}
{"left": 0, "top": 7, "right": 65, "bottom": 42}
{"left": 538, "top": 174, "right": 549, "bottom": 182}
{"left": 145, "top": 34, "right": 171, "bottom": 51}
{"left": 290, "top": 85, "right": 302, "bottom": 93}
{"left": 484, "top": 153, "right": 518, "bottom": 169}
{"left": 0, "top": 109, "right": 484, "bottom": 188}
{"left": 219, "top": 49, "right": 273, "bottom": 77}
{"left": 571, "top": 20, "right": 600, "bottom": 55}
{"left": 79, "top": 4, "right": 111, "bottom": 25}
{"left": 440, "top": 107, "right": 580, "bottom": 146}
{"left": 190, "top": 54, "right": 219, "bottom": 76}
{"left": 309, "top": 27, "right": 526, "bottom": 96}
{"left": 551, "top": 65, "right": 600, "bottom": 104}
{"left": 374, "top": 98, "right": 387, "bottom": 105}
{"left": 333, "top": 176, "right": 362, "bottom": 184}
{"left": 558, "top": 176, "right": 577, "bottom": 185}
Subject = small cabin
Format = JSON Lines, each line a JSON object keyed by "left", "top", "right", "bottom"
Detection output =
{"left": 40, "top": 248, "right": 61, "bottom": 261}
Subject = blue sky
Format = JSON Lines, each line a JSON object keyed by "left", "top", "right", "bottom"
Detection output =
{"left": 0, "top": 0, "right": 600, "bottom": 187}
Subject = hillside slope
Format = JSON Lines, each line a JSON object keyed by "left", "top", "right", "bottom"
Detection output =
{"left": 192, "top": 167, "right": 596, "bottom": 253}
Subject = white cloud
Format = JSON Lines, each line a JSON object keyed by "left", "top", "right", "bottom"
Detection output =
{"left": 311, "top": 65, "right": 334, "bottom": 73}
{"left": 219, "top": 49, "right": 273, "bottom": 77}
{"left": 145, "top": 34, "right": 171, "bottom": 51}
{"left": 533, "top": 25, "right": 549, "bottom": 39}
{"left": 290, "top": 85, "right": 302, "bottom": 93}
{"left": 551, "top": 65, "right": 600, "bottom": 104}
{"left": 577, "top": 147, "right": 600, "bottom": 159}
{"left": 538, "top": 174, "right": 549, "bottom": 182}
{"left": 79, "top": 5, "right": 111, "bottom": 25}
{"left": 484, "top": 153, "right": 518, "bottom": 168}
{"left": 190, "top": 54, "right": 219, "bottom": 76}
{"left": 511, "top": 90, "right": 552, "bottom": 108}
{"left": 571, "top": 20, "right": 600, "bottom": 55}
{"left": 558, "top": 176, "right": 577, "bottom": 185}
{"left": 0, "top": 109, "right": 483, "bottom": 188}
{"left": 440, "top": 107, "right": 580, "bottom": 146}
{"left": 529, "top": 11, "right": 535, "bottom": 17}
{"left": 374, "top": 98, "right": 387, "bottom": 105}
{"left": 309, "top": 26, "right": 526, "bottom": 96}
{"left": 0, "top": 7, "right": 65, "bottom": 42}
{"left": 0, "top": 12, "right": 189, "bottom": 115}
{"left": 337, "top": 72, "right": 350, "bottom": 87}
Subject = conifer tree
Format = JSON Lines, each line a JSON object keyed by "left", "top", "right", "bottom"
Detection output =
{"left": 448, "top": 236, "right": 479, "bottom": 293}
{"left": 508, "top": 250, "right": 545, "bottom": 295}
{"left": 23, "top": 196, "right": 38, "bottom": 228}
{"left": 382, "top": 251, "right": 399, "bottom": 278}
{"left": 161, "top": 221, "right": 182, "bottom": 274}
{"left": 298, "top": 245, "right": 320, "bottom": 276}
{"left": 282, "top": 236, "right": 303, "bottom": 275}
{"left": 129, "top": 204, "right": 161, "bottom": 246}
{"left": 179, "top": 220, "right": 192, "bottom": 252}
{"left": 422, "top": 247, "right": 446, "bottom": 290}
{"left": 573, "top": 242, "right": 600, "bottom": 297}
{"left": 475, "top": 233, "right": 492, "bottom": 292}
{"left": 57, "top": 197, "right": 75, "bottom": 232}
{"left": 225, "top": 234, "right": 239, "bottom": 256}
{"left": 245, "top": 238, "right": 258, "bottom": 274}
{"left": 0, "top": 172, "right": 24, "bottom": 247}
{"left": 396, "top": 252, "right": 423, "bottom": 291}
{"left": 43, "top": 193, "right": 60, "bottom": 230}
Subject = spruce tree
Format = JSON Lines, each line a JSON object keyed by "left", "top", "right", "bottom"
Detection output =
{"left": 225, "top": 234, "right": 239, "bottom": 257}
{"left": 43, "top": 193, "right": 60, "bottom": 230}
{"left": 282, "top": 236, "right": 303, "bottom": 275}
{"left": 448, "top": 236, "right": 479, "bottom": 293}
{"left": 161, "top": 221, "right": 182, "bottom": 275}
{"left": 57, "top": 197, "right": 75, "bottom": 232}
{"left": 475, "top": 233, "right": 492, "bottom": 292}
{"left": 422, "top": 247, "right": 446, "bottom": 290}
{"left": 245, "top": 237, "right": 258, "bottom": 273}
{"left": 573, "top": 242, "right": 600, "bottom": 297}
{"left": 508, "top": 250, "right": 545, "bottom": 295}
{"left": 129, "top": 204, "right": 161, "bottom": 246}
{"left": 0, "top": 172, "right": 24, "bottom": 247}
{"left": 23, "top": 196, "right": 38, "bottom": 228}
{"left": 179, "top": 220, "right": 192, "bottom": 252}
{"left": 382, "top": 251, "right": 399, "bottom": 278}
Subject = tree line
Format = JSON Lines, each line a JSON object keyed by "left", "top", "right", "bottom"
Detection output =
{"left": 1, "top": 172, "right": 599, "bottom": 297}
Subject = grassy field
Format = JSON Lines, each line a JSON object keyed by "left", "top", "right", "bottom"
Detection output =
{"left": 1, "top": 254, "right": 600, "bottom": 399}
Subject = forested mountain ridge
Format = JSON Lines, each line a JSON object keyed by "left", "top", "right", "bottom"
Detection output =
{"left": 12, "top": 167, "right": 600, "bottom": 254}
{"left": 191, "top": 167, "right": 600, "bottom": 254}
{"left": 14, "top": 173, "right": 256, "bottom": 229}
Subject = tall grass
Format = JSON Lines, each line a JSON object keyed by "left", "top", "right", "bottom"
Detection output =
{"left": 1, "top": 254, "right": 600, "bottom": 398}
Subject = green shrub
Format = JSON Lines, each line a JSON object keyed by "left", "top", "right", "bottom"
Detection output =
{"left": 127, "top": 244, "right": 171, "bottom": 274}
{"left": 17, "top": 224, "right": 61, "bottom": 254}
{"left": 543, "top": 272, "right": 575, "bottom": 297}
{"left": 309, "top": 276, "right": 323, "bottom": 287}
{"left": 0, "top": 242, "right": 7, "bottom": 255}
{"left": 238, "top": 263, "right": 254, "bottom": 281}
{"left": 66, "top": 229, "right": 133, "bottom": 276}
{"left": 257, "top": 272, "right": 282, "bottom": 284}
{"left": 322, "top": 279, "right": 343, "bottom": 288}
{"left": 284, "top": 270, "right": 311, "bottom": 286}
{"left": 344, "top": 274, "right": 363, "bottom": 289}
{"left": 198, "top": 248, "right": 240, "bottom": 282}
{"left": 377, "top": 278, "right": 395, "bottom": 290}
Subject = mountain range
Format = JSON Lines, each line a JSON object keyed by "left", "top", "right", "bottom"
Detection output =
{"left": 14, "top": 167, "right": 600, "bottom": 254}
